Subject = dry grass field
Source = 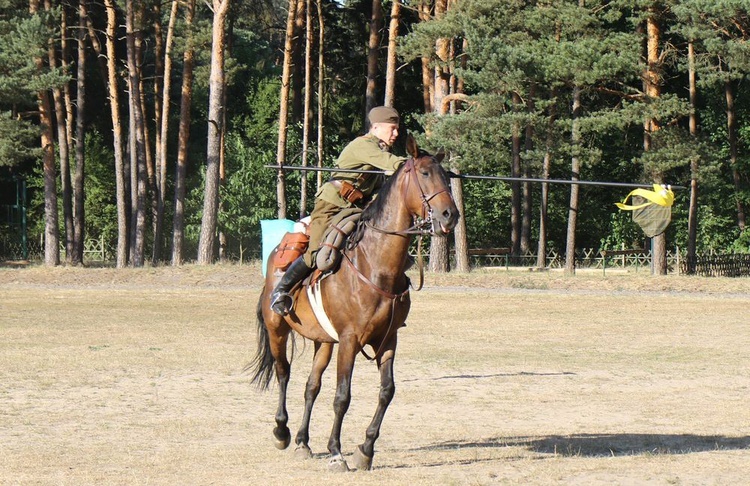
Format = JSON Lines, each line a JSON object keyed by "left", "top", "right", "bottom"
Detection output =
{"left": 1, "top": 263, "right": 749, "bottom": 485}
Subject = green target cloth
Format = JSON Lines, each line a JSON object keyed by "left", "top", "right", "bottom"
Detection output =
{"left": 615, "top": 184, "right": 675, "bottom": 237}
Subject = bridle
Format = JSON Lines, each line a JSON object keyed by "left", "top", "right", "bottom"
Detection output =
{"left": 364, "top": 156, "right": 451, "bottom": 237}
{"left": 354, "top": 155, "right": 453, "bottom": 290}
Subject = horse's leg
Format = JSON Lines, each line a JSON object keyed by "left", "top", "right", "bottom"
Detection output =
{"left": 294, "top": 341, "right": 334, "bottom": 459}
{"left": 351, "top": 333, "right": 398, "bottom": 471}
{"left": 271, "top": 330, "right": 292, "bottom": 450}
{"left": 327, "top": 334, "right": 359, "bottom": 472}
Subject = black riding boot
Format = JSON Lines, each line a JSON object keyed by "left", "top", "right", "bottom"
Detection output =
{"left": 270, "top": 256, "right": 313, "bottom": 315}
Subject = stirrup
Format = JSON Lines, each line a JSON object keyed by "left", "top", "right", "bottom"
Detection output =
{"left": 270, "top": 292, "right": 294, "bottom": 316}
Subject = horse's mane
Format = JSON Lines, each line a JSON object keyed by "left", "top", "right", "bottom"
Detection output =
{"left": 360, "top": 158, "right": 411, "bottom": 223}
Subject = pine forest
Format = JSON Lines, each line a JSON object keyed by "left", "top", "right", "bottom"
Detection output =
{"left": 1, "top": 0, "right": 750, "bottom": 275}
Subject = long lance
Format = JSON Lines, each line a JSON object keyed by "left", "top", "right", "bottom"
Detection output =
{"left": 266, "top": 165, "right": 687, "bottom": 190}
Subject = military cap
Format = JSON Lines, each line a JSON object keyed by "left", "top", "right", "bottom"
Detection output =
{"left": 368, "top": 106, "right": 400, "bottom": 125}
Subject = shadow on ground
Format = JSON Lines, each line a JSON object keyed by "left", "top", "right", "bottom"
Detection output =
{"left": 413, "top": 433, "right": 750, "bottom": 458}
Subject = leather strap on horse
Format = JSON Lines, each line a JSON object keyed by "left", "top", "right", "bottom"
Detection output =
{"left": 413, "top": 234, "right": 425, "bottom": 291}
{"left": 342, "top": 252, "right": 408, "bottom": 361}
{"left": 343, "top": 252, "right": 409, "bottom": 301}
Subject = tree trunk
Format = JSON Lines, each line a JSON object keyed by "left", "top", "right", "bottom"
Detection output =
{"left": 316, "top": 0, "right": 325, "bottom": 190}
{"left": 197, "top": 0, "right": 231, "bottom": 264}
{"left": 451, "top": 37, "right": 469, "bottom": 272}
{"left": 140, "top": 70, "right": 157, "bottom": 257}
{"left": 521, "top": 86, "right": 535, "bottom": 254}
{"left": 128, "top": 101, "right": 137, "bottom": 259}
{"left": 85, "top": 15, "right": 108, "bottom": 91}
{"left": 644, "top": 10, "right": 667, "bottom": 275}
{"left": 365, "top": 0, "right": 383, "bottom": 118}
{"left": 537, "top": 162, "right": 550, "bottom": 269}
{"left": 537, "top": 90, "right": 556, "bottom": 269}
{"left": 275, "top": 0, "right": 297, "bottom": 220}
{"left": 153, "top": 1, "right": 164, "bottom": 194}
{"left": 30, "top": 0, "right": 60, "bottom": 266}
{"left": 429, "top": 0, "right": 450, "bottom": 273}
{"left": 384, "top": 0, "right": 401, "bottom": 107}
{"left": 71, "top": 0, "right": 87, "bottom": 266}
{"left": 300, "top": 0, "right": 313, "bottom": 218}
{"left": 687, "top": 41, "right": 698, "bottom": 274}
{"left": 419, "top": 1, "right": 432, "bottom": 113}
{"left": 219, "top": 16, "right": 234, "bottom": 262}
{"left": 291, "top": 0, "right": 305, "bottom": 123}
{"left": 61, "top": 8, "right": 75, "bottom": 224}
{"left": 510, "top": 92, "right": 522, "bottom": 256}
{"left": 564, "top": 86, "right": 582, "bottom": 276}
{"left": 172, "top": 0, "right": 196, "bottom": 265}
{"left": 104, "top": 0, "right": 129, "bottom": 268}
{"left": 726, "top": 80, "right": 745, "bottom": 232}
{"left": 45, "top": 0, "right": 71, "bottom": 263}
{"left": 450, "top": 165, "right": 469, "bottom": 272}
{"left": 154, "top": 0, "right": 179, "bottom": 264}
{"left": 126, "top": 0, "right": 148, "bottom": 267}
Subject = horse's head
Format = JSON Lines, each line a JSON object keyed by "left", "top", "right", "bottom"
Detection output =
{"left": 401, "top": 135, "right": 459, "bottom": 235}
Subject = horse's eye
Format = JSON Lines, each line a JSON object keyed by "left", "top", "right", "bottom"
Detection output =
{"left": 420, "top": 170, "right": 430, "bottom": 177}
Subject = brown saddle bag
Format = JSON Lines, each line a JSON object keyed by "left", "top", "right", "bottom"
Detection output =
{"left": 272, "top": 231, "right": 310, "bottom": 272}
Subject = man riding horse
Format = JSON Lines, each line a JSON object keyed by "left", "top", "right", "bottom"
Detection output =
{"left": 270, "top": 106, "right": 407, "bottom": 316}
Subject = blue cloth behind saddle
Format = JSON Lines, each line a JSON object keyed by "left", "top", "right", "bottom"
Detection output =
{"left": 260, "top": 219, "right": 295, "bottom": 276}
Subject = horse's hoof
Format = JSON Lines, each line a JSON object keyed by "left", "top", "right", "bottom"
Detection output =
{"left": 327, "top": 454, "right": 350, "bottom": 472}
{"left": 351, "top": 445, "right": 373, "bottom": 471}
{"left": 273, "top": 426, "right": 291, "bottom": 450}
{"left": 294, "top": 444, "right": 312, "bottom": 459}
{"left": 274, "top": 436, "right": 291, "bottom": 450}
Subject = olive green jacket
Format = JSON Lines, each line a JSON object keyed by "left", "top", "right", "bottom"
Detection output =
{"left": 316, "top": 134, "right": 407, "bottom": 208}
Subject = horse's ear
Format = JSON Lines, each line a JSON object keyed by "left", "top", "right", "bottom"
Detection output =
{"left": 406, "top": 134, "right": 418, "bottom": 158}
{"left": 434, "top": 150, "right": 446, "bottom": 164}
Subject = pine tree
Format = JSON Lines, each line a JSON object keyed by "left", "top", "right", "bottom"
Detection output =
{"left": 2, "top": 0, "right": 67, "bottom": 265}
{"left": 197, "top": 0, "right": 232, "bottom": 264}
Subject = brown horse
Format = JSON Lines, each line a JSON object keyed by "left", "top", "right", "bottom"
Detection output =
{"left": 249, "top": 136, "right": 459, "bottom": 471}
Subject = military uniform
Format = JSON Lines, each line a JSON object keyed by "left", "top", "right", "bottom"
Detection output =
{"left": 270, "top": 106, "right": 404, "bottom": 316}
{"left": 303, "top": 134, "right": 406, "bottom": 266}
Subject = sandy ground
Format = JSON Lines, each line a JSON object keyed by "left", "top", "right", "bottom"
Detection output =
{"left": 1, "top": 263, "right": 749, "bottom": 485}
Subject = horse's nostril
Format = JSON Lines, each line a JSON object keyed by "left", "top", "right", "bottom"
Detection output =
{"left": 442, "top": 208, "right": 458, "bottom": 227}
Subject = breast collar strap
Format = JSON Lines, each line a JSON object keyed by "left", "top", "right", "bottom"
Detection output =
{"left": 342, "top": 252, "right": 409, "bottom": 362}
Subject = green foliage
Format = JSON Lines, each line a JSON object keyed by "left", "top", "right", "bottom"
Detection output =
{"left": 0, "top": 112, "right": 40, "bottom": 167}
{"left": 600, "top": 211, "right": 643, "bottom": 250}
{"left": 82, "top": 130, "right": 118, "bottom": 245}
{"left": 0, "top": 8, "right": 67, "bottom": 104}
{"left": 637, "top": 125, "right": 704, "bottom": 177}
{"left": 461, "top": 178, "right": 513, "bottom": 248}
{"left": 219, "top": 132, "right": 279, "bottom": 253}
{"left": 731, "top": 229, "right": 750, "bottom": 253}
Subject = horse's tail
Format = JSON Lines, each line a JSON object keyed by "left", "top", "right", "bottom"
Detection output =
{"left": 247, "top": 289, "right": 275, "bottom": 390}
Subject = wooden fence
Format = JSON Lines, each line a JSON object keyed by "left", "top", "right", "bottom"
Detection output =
{"left": 681, "top": 253, "right": 750, "bottom": 277}
{"left": 4, "top": 237, "right": 750, "bottom": 277}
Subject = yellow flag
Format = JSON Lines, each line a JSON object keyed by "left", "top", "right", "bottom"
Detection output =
{"left": 615, "top": 184, "right": 675, "bottom": 211}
